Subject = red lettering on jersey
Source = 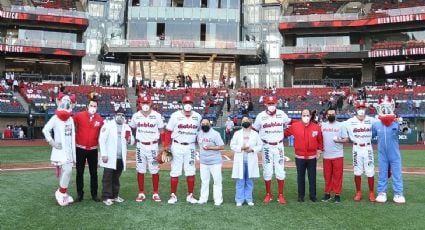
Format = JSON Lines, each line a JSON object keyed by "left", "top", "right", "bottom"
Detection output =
{"left": 262, "top": 122, "right": 283, "bottom": 128}
{"left": 353, "top": 127, "right": 371, "bottom": 133}
{"left": 178, "top": 124, "right": 198, "bottom": 129}
{"left": 322, "top": 128, "right": 339, "bottom": 132}
{"left": 137, "top": 122, "right": 156, "bottom": 128}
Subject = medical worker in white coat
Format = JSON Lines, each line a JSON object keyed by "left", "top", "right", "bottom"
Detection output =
{"left": 231, "top": 116, "right": 263, "bottom": 206}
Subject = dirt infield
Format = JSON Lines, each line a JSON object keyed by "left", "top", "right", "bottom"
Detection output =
{"left": 1, "top": 139, "right": 425, "bottom": 174}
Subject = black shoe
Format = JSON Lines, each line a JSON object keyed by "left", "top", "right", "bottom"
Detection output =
{"left": 310, "top": 197, "right": 317, "bottom": 202}
{"left": 297, "top": 197, "right": 304, "bottom": 202}
{"left": 92, "top": 196, "right": 101, "bottom": 202}
{"left": 76, "top": 193, "right": 84, "bottom": 202}
{"left": 321, "top": 193, "right": 331, "bottom": 202}
{"left": 334, "top": 195, "right": 341, "bottom": 203}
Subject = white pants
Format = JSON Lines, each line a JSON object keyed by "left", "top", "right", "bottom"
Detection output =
{"left": 59, "top": 162, "right": 73, "bottom": 188}
{"left": 352, "top": 146, "right": 375, "bottom": 177}
{"left": 262, "top": 144, "right": 285, "bottom": 180}
{"left": 170, "top": 143, "right": 196, "bottom": 177}
{"left": 199, "top": 163, "right": 223, "bottom": 204}
{"left": 136, "top": 143, "right": 159, "bottom": 174}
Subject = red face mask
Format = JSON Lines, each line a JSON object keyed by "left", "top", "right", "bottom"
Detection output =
{"left": 378, "top": 114, "right": 396, "bottom": 127}
{"left": 55, "top": 110, "right": 72, "bottom": 121}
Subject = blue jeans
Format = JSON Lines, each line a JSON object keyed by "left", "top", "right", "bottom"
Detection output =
{"left": 235, "top": 161, "right": 254, "bottom": 203}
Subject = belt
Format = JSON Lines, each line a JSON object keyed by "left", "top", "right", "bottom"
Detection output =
{"left": 173, "top": 140, "right": 193, "bottom": 145}
{"left": 262, "top": 139, "right": 283, "bottom": 146}
{"left": 353, "top": 142, "right": 371, "bottom": 147}
{"left": 137, "top": 140, "right": 158, "bottom": 145}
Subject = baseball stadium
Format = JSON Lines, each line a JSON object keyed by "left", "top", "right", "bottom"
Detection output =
{"left": 1, "top": 0, "right": 425, "bottom": 229}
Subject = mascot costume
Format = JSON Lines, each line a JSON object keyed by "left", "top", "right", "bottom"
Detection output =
{"left": 372, "top": 96, "right": 406, "bottom": 204}
{"left": 42, "top": 92, "right": 77, "bottom": 206}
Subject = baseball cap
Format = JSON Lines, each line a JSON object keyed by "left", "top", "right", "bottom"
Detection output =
{"left": 356, "top": 101, "right": 366, "bottom": 108}
{"left": 138, "top": 96, "right": 152, "bottom": 104}
{"left": 182, "top": 95, "right": 193, "bottom": 104}
{"left": 264, "top": 96, "right": 277, "bottom": 104}
{"left": 115, "top": 106, "right": 126, "bottom": 114}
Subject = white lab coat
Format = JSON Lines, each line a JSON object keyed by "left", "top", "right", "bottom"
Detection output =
{"left": 42, "top": 115, "right": 76, "bottom": 165}
{"left": 98, "top": 120, "right": 134, "bottom": 171}
{"left": 230, "top": 129, "right": 262, "bottom": 179}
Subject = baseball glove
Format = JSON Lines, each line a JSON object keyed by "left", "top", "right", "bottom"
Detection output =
{"left": 156, "top": 149, "right": 173, "bottom": 164}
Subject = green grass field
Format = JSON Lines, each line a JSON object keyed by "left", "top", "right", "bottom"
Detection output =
{"left": 1, "top": 146, "right": 425, "bottom": 229}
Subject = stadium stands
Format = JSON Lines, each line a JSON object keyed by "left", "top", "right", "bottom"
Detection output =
{"left": 0, "top": 85, "right": 26, "bottom": 113}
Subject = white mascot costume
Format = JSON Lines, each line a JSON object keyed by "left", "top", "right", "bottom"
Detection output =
{"left": 42, "top": 92, "right": 77, "bottom": 206}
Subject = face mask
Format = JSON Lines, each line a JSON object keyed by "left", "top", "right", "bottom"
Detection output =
{"left": 267, "top": 105, "right": 276, "bottom": 113}
{"left": 241, "top": 122, "right": 251, "bottom": 128}
{"left": 142, "top": 104, "right": 150, "bottom": 112}
{"left": 201, "top": 125, "right": 210, "bottom": 132}
{"left": 115, "top": 116, "right": 124, "bottom": 125}
{"left": 88, "top": 107, "right": 97, "bottom": 115}
{"left": 327, "top": 115, "right": 336, "bottom": 123}
{"left": 357, "top": 109, "right": 365, "bottom": 116}
{"left": 183, "top": 104, "right": 192, "bottom": 112}
{"left": 302, "top": 116, "right": 310, "bottom": 124}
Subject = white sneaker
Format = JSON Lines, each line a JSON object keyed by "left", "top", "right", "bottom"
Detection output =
{"left": 103, "top": 199, "right": 114, "bottom": 206}
{"left": 214, "top": 201, "right": 222, "bottom": 206}
{"left": 198, "top": 199, "right": 207, "bottom": 204}
{"left": 113, "top": 197, "right": 125, "bottom": 203}
{"left": 186, "top": 193, "right": 198, "bottom": 204}
{"left": 136, "top": 193, "right": 146, "bottom": 202}
{"left": 168, "top": 193, "right": 178, "bottom": 204}
{"left": 67, "top": 194, "right": 74, "bottom": 204}
{"left": 236, "top": 202, "right": 242, "bottom": 207}
{"left": 376, "top": 192, "right": 387, "bottom": 203}
{"left": 247, "top": 202, "right": 255, "bottom": 206}
{"left": 393, "top": 194, "right": 406, "bottom": 204}
{"left": 55, "top": 189, "right": 68, "bottom": 206}
{"left": 152, "top": 193, "right": 162, "bottom": 202}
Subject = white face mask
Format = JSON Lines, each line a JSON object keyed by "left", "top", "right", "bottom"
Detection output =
{"left": 88, "top": 107, "right": 97, "bottom": 115}
{"left": 302, "top": 116, "right": 310, "bottom": 124}
{"left": 357, "top": 109, "right": 365, "bottom": 116}
{"left": 268, "top": 105, "right": 276, "bottom": 113}
{"left": 142, "top": 104, "right": 150, "bottom": 112}
{"left": 115, "top": 116, "right": 124, "bottom": 125}
{"left": 183, "top": 104, "right": 192, "bottom": 112}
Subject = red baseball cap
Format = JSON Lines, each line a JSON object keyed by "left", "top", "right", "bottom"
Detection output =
{"left": 182, "top": 95, "right": 193, "bottom": 104}
{"left": 356, "top": 101, "right": 366, "bottom": 108}
{"left": 264, "top": 96, "right": 277, "bottom": 104}
{"left": 138, "top": 96, "right": 152, "bottom": 104}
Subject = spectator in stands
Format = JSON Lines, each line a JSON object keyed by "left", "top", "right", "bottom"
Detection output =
{"left": 13, "top": 78, "right": 18, "bottom": 92}
{"left": 13, "top": 125, "right": 20, "bottom": 138}
{"left": 2, "top": 125, "right": 13, "bottom": 139}
{"left": 226, "top": 94, "right": 231, "bottom": 112}
{"left": 414, "top": 100, "right": 421, "bottom": 114}
{"left": 27, "top": 113, "right": 35, "bottom": 140}
{"left": 407, "top": 97, "right": 413, "bottom": 111}
{"left": 233, "top": 116, "right": 238, "bottom": 126}
{"left": 19, "top": 126, "right": 24, "bottom": 139}
{"left": 225, "top": 117, "right": 234, "bottom": 145}
{"left": 229, "top": 80, "right": 234, "bottom": 90}
{"left": 60, "top": 84, "right": 65, "bottom": 93}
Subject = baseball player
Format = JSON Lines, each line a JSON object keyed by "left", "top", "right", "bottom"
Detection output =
{"left": 163, "top": 95, "right": 202, "bottom": 204}
{"left": 129, "top": 96, "right": 165, "bottom": 202}
{"left": 252, "top": 95, "right": 291, "bottom": 205}
{"left": 344, "top": 101, "right": 377, "bottom": 202}
{"left": 42, "top": 93, "right": 76, "bottom": 206}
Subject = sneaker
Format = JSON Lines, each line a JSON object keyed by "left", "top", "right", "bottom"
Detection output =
{"left": 214, "top": 200, "right": 222, "bottom": 206}
{"left": 113, "top": 197, "right": 125, "bottom": 203}
{"left": 297, "top": 197, "right": 304, "bottom": 202}
{"left": 247, "top": 202, "right": 254, "bottom": 206}
{"left": 236, "top": 202, "right": 242, "bottom": 207}
{"left": 186, "top": 193, "right": 198, "bottom": 204}
{"left": 67, "top": 194, "right": 74, "bottom": 204}
{"left": 369, "top": 192, "right": 376, "bottom": 202}
{"left": 354, "top": 191, "right": 362, "bottom": 201}
{"left": 334, "top": 195, "right": 341, "bottom": 203}
{"left": 168, "top": 193, "right": 178, "bottom": 204}
{"left": 263, "top": 193, "right": 273, "bottom": 204}
{"left": 136, "top": 193, "right": 146, "bottom": 202}
{"left": 321, "top": 193, "right": 332, "bottom": 202}
{"left": 393, "top": 194, "right": 406, "bottom": 204}
{"left": 152, "top": 193, "right": 162, "bottom": 202}
{"left": 278, "top": 194, "right": 286, "bottom": 205}
{"left": 310, "top": 197, "right": 317, "bottom": 202}
{"left": 55, "top": 189, "right": 68, "bottom": 207}
{"left": 103, "top": 199, "right": 114, "bottom": 206}
{"left": 198, "top": 199, "right": 207, "bottom": 204}
{"left": 376, "top": 192, "right": 387, "bottom": 203}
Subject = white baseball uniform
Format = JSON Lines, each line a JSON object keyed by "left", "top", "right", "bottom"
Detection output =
{"left": 344, "top": 116, "right": 377, "bottom": 177}
{"left": 129, "top": 110, "right": 164, "bottom": 174}
{"left": 253, "top": 110, "right": 291, "bottom": 180}
{"left": 166, "top": 110, "right": 202, "bottom": 177}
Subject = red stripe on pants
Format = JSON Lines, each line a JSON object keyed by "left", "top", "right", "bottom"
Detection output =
{"left": 323, "top": 157, "right": 344, "bottom": 194}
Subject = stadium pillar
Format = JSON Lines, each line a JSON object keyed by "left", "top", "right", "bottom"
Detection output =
{"left": 235, "top": 56, "right": 241, "bottom": 89}
{"left": 71, "top": 57, "right": 81, "bottom": 84}
{"left": 125, "top": 56, "right": 130, "bottom": 87}
{"left": 283, "top": 62, "right": 294, "bottom": 87}
{"left": 361, "top": 59, "right": 375, "bottom": 84}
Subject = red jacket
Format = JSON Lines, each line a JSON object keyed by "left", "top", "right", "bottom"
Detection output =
{"left": 284, "top": 120, "right": 323, "bottom": 159}
{"left": 73, "top": 111, "right": 104, "bottom": 150}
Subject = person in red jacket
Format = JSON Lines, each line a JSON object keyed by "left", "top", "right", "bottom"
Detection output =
{"left": 73, "top": 99, "right": 104, "bottom": 202}
{"left": 284, "top": 109, "right": 323, "bottom": 202}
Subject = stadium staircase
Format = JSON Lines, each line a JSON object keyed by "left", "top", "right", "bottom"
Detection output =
{"left": 216, "top": 89, "right": 236, "bottom": 127}
{"left": 127, "top": 87, "right": 138, "bottom": 113}
{"left": 12, "top": 91, "right": 30, "bottom": 113}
